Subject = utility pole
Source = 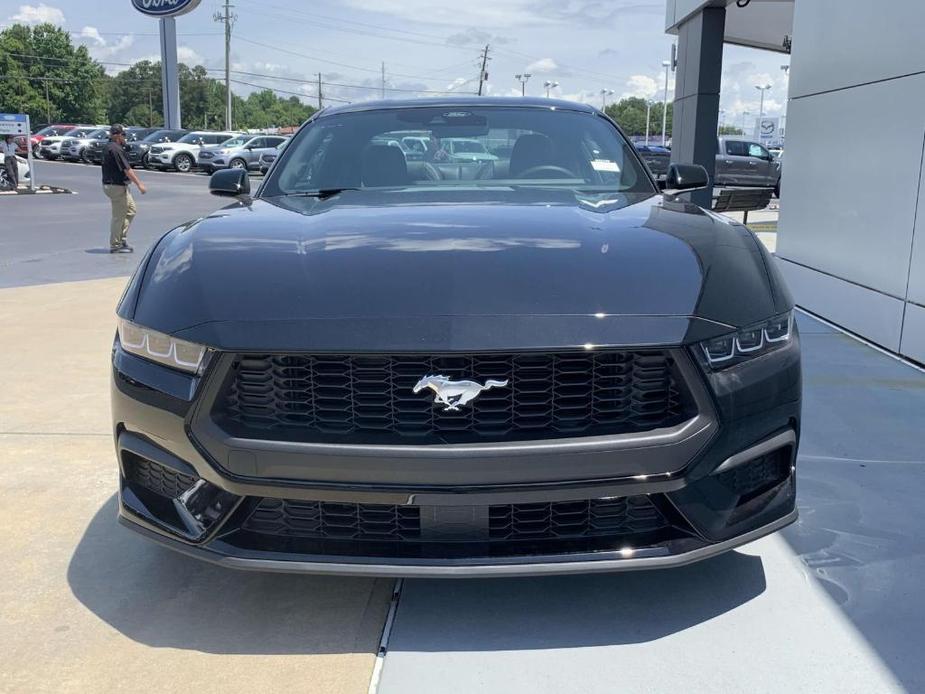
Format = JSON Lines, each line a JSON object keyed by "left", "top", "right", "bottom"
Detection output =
{"left": 147, "top": 90, "right": 154, "bottom": 127}
{"left": 381, "top": 62, "right": 386, "bottom": 99}
{"left": 213, "top": 0, "right": 236, "bottom": 130}
{"left": 477, "top": 45, "right": 491, "bottom": 96}
{"left": 43, "top": 80, "right": 51, "bottom": 123}
{"left": 317, "top": 72, "right": 323, "bottom": 109}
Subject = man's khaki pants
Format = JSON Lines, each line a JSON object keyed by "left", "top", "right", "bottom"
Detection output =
{"left": 103, "top": 184, "right": 137, "bottom": 249}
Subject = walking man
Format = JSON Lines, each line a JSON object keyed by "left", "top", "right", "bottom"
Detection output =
{"left": 102, "top": 124, "right": 146, "bottom": 253}
{"left": 2, "top": 135, "right": 19, "bottom": 189}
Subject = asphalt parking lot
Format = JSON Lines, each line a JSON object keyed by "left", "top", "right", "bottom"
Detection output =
{"left": 2, "top": 161, "right": 924, "bottom": 693}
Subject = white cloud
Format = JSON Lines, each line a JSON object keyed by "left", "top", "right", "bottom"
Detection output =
{"left": 177, "top": 46, "right": 204, "bottom": 65}
{"left": 9, "top": 3, "right": 64, "bottom": 24}
{"left": 77, "top": 26, "right": 134, "bottom": 68}
{"left": 621, "top": 74, "right": 658, "bottom": 99}
{"left": 525, "top": 57, "right": 558, "bottom": 74}
{"left": 79, "top": 26, "right": 104, "bottom": 45}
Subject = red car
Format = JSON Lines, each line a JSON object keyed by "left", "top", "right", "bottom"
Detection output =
{"left": 23, "top": 124, "right": 76, "bottom": 155}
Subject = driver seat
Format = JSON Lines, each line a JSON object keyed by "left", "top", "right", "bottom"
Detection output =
{"left": 509, "top": 134, "right": 554, "bottom": 177}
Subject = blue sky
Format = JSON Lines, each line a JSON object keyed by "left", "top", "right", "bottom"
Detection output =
{"left": 1, "top": 1, "right": 790, "bottom": 123}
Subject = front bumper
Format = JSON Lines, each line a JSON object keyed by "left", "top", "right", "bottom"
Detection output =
{"left": 113, "top": 338, "right": 800, "bottom": 576}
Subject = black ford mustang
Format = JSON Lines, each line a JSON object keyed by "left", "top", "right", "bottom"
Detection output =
{"left": 112, "top": 98, "right": 800, "bottom": 576}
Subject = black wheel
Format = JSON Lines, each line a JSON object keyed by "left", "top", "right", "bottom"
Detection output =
{"left": 174, "top": 153, "right": 193, "bottom": 173}
{"left": 774, "top": 181, "right": 781, "bottom": 198}
{"left": 80, "top": 148, "right": 90, "bottom": 164}
{"left": 142, "top": 153, "right": 151, "bottom": 169}
{"left": 229, "top": 158, "right": 247, "bottom": 170}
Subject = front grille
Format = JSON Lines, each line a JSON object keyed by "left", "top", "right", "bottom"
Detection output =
{"left": 124, "top": 454, "right": 197, "bottom": 499}
{"left": 217, "top": 350, "right": 690, "bottom": 444}
{"left": 241, "top": 495, "right": 667, "bottom": 542}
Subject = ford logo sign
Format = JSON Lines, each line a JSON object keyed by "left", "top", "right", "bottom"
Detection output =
{"left": 131, "top": 0, "right": 202, "bottom": 18}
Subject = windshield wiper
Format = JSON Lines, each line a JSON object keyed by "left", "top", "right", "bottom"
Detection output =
{"left": 286, "top": 188, "right": 361, "bottom": 199}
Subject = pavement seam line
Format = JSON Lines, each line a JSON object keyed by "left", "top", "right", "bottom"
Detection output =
{"left": 367, "top": 578, "right": 404, "bottom": 694}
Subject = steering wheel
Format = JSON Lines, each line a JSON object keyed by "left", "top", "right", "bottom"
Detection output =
{"left": 515, "top": 164, "right": 576, "bottom": 179}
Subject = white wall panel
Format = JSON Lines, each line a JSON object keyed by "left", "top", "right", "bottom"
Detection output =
{"left": 777, "top": 74, "right": 925, "bottom": 300}
{"left": 900, "top": 303, "right": 925, "bottom": 365}
{"left": 777, "top": 258, "right": 905, "bottom": 352}
{"left": 790, "top": 0, "right": 925, "bottom": 98}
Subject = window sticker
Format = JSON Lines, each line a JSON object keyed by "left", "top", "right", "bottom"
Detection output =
{"left": 591, "top": 159, "right": 620, "bottom": 172}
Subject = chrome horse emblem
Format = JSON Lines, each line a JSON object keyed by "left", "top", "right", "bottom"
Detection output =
{"left": 412, "top": 375, "right": 509, "bottom": 412}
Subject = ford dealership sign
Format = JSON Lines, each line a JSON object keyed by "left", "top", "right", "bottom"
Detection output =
{"left": 131, "top": 0, "right": 202, "bottom": 18}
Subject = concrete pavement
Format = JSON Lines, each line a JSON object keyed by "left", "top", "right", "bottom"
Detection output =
{"left": 0, "top": 276, "right": 391, "bottom": 694}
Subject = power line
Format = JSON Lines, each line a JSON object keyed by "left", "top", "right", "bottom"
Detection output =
{"left": 203, "top": 68, "right": 476, "bottom": 95}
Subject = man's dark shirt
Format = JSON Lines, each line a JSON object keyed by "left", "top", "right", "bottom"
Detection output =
{"left": 101, "top": 141, "right": 130, "bottom": 185}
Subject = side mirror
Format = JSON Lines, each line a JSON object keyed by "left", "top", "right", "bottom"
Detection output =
{"left": 661, "top": 163, "right": 709, "bottom": 195}
{"left": 209, "top": 168, "right": 250, "bottom": 197}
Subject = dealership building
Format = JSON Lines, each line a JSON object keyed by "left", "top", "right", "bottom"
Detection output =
{"left": 666, "top": 0, "right": 925, "bottom": 364}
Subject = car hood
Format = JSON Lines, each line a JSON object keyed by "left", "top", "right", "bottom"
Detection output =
{"left": 125, "top": 189, "right": 790, "bottom": 352}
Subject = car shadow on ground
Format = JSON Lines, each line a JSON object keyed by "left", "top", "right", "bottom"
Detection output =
{"left": 390, "top": 550, "right": 766, "bottom": 652}
{"left": 66, "top": 495, "right": 391, "bottom": 655}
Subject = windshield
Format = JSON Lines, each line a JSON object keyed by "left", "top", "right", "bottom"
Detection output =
{"left": 36, "top": 125, "right": 70, "bottom": 136}
{"left": 220, "top": 135, "right": 250, "bottom": 148}
{"left": 68, "top": 128, "right": 97, "bottom": 138}
{"left": 177, "top": 132, "right": 206, "bottom": 144}
{"left": 87, "top": 129, "right": 108, "bottom": 139}
{"left": 264, "top": 106, "right": 655, "bottom": 197}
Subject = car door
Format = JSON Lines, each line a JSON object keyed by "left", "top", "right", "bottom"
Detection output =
{"left": 718, "top": 140, "right": 750, "bottom": 185}
{"left": 746, "top": 142, "right": 775, "bottom": 186}
{"left": 244, "top": 138, "right": 268, "bottom": 166}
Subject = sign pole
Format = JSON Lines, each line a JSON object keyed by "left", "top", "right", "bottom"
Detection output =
{"left": 159, "top": 17, "right": 182, "bottom": 129}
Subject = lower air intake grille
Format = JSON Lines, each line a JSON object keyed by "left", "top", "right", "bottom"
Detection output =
{"left": 218, "top": 350, "right": 690, "bottom": 444}
{"left": 242, "top": 496, "right": 668, "bottom": 543}
{"left": 124, "top": 454, "right": 197, "bottom": 499}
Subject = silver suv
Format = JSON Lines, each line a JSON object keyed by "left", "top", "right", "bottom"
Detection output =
{"left": 148, "top": 131, "right": 241, "bottom": 172}
{"left": 198, "top": 134, "right": 288, "bottom": 173}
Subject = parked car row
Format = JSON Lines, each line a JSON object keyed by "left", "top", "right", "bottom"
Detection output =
{"left": 29, "top": 124, "right": 293, "bottom": 175}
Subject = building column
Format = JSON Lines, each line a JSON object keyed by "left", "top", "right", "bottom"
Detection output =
{"left": 671, "top": 6, "right": 725, "bottom": 208}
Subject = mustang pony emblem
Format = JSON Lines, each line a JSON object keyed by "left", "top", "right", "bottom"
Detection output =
{"left": 412, "top": 375, "right": 509, "bottom": 412}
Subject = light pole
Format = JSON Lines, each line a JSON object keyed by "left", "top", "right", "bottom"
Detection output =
{"left": 515, "top": 73, "right": 532, "bottom": 96}
{"left": 543, "top": 80, "right": 558, "bottom": 98}
{"left": 780, "top": 65, "right": 790, "bottom": 145}
{"left": 645, "top": 99, "right": 652, "bottom": 144}
{"left": 755, "top": 83, "right": 771, "bottom": 140}
{"left": 661, "top": 59, "right": 671, "bottom": 146}
{"left": 741, "top": 110, "right": 750, "bottom": 134}
{"left": 600, "top": 88, "right": 614, "bottom": 110}
{"left": 718, "top": 108, "right": 725, "bottom": 134}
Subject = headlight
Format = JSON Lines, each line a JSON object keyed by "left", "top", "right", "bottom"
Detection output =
{"left": 118, "top": 319, "right": 209, "bottom": 374}
{"left": 698, "top": 312, "right": 793, "bottom": 369}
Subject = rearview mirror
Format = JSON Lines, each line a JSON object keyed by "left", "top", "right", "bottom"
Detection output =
{"left": 209, "top": 168, "right": 250, "bottom": 197}
{"left": 661, "top": 163, "right": 709, "bottom": 195}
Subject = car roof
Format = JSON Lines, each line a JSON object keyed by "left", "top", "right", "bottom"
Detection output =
{"left": 318, "top": 96, "right": 598, "bottom": 118}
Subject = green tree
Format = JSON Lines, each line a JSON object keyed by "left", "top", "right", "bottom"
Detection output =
{"left": 107, "top": 60, "right": 162, "bottom": 126}
{"left": 0, "top": 23, "right": 106, "bottom": 124}
{"left": 605, "top": 97, "right": 672, "bottom": 138}
{"left": 718, "top": 125, "right": 743, "bottom": 136}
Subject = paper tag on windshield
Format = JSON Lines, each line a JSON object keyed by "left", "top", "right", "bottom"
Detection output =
{"left": 591, "top": 159, "right": 620, "bottom": 172}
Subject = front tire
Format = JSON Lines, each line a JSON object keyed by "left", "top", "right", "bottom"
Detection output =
{"left": 174, "top": 153, "right": 193, "bottom": 173}
{"left": 229, "top": 158, "right": 247, "bottom": 170}
{"left": 80, "top": 148, "right": 90, "bottom": 164}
